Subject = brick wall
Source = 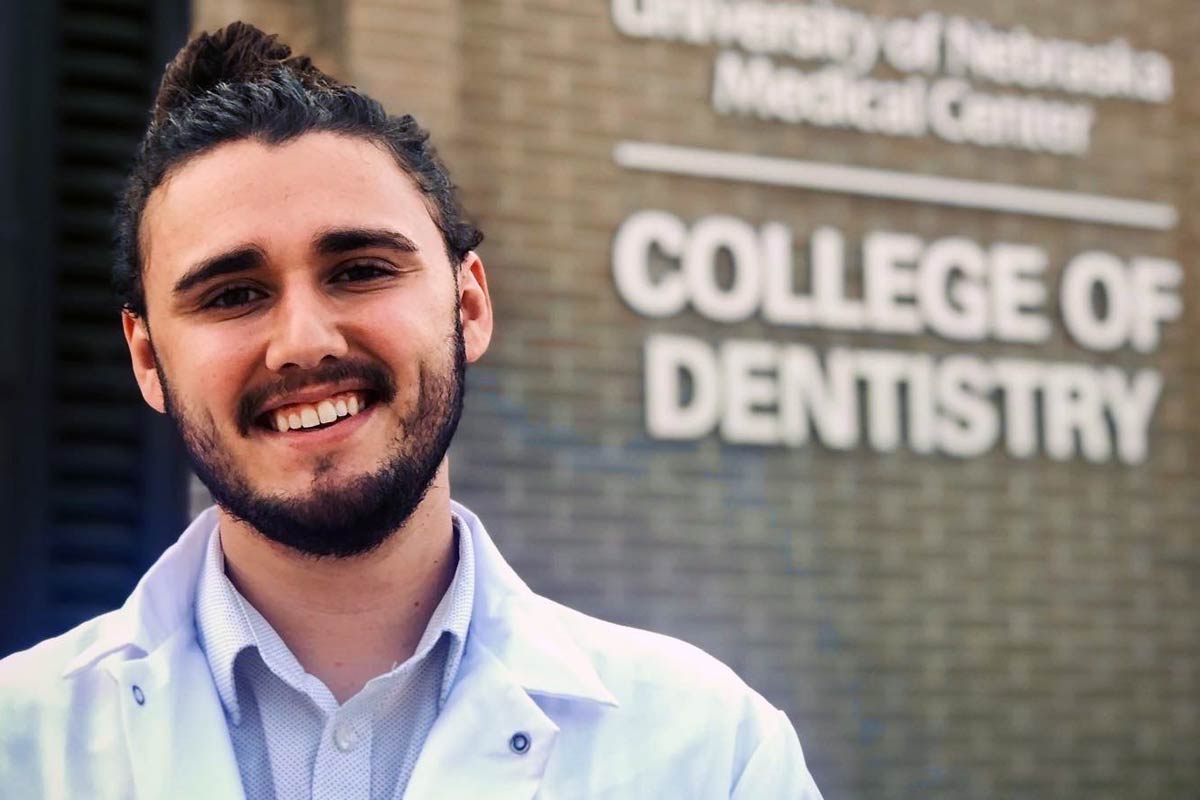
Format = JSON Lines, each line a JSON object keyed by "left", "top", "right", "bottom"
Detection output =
{"left": 190, "top": 1, "right": 1200, "bottom": 797}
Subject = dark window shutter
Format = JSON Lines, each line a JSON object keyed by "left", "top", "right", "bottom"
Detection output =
{"left": 0, "top": 0, "right": 190, "bottom": 655}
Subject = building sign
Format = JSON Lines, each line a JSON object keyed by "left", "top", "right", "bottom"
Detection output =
{"left": 612, "top": 0, "right": 1173, "bottom": 155}
{"left": 609, "top": 0, "right": 1183, "bottom": 464}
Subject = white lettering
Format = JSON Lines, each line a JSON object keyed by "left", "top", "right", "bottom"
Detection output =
{"left": 761, "top": 222, "right": 815, "bottom": 326}
{"left": 1043, "top": 364, "right": 1109, "bottom": 462}
{"left": 1060, "top": 251, "right": 1132, "bottom": 351}
{"left": 1101, "top": 368, "right": 1162, "bottom": 463}
{"left": 645, "top": 333, "right": 720, "bottom": 438}
{"left": 684, "top": 215, "right": 762, "bottom": 322}
{"left": 1129, "top": 258, "right": 1183, "bottom": 353}
{"left": 810, "top": 227, "right": 866, "bottom": 330}
{"left": 918, "top": 236, "right": 988, "bottom": 341}
{"left": 721, "top": 340, "right": 780, "bottom": 444}
{"left": 613, "top": 210, "right": 688, "bottom": 317}
{"left": 779, "top": 346, "right": 859, "bottom": 449}
{"left": 990, "top": 243, "right": 1050, "bottom": 343}
{"left": 991, "top": 359, "right": 1041, "bottom": 458}
{"left": 864, "top": 231, "right": 923, "bottom": 334}
{"left": 638, "top": 337, "right": 1173, "bottom": 464}
{"left": 935, "top": 355, "right": 998, "bottom": 457}
{"left": 855, "top": 349, "right": 910, "bottom": 451}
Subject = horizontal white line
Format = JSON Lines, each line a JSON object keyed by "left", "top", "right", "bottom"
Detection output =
{"left": 613, "top": 141, "right": 1177, "bottom": 231}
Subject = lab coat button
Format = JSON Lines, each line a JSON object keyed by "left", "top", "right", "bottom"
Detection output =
{"left": 131, "top": 685, "right": 145, "bottom": 705}
{"left": 509, "top": 731, "right": 531, "bottom": 754}
{"left": 333, "top": 723, "right": 360, "bottom": 752}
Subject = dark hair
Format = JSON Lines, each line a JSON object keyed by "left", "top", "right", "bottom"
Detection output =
{"left": 113, "top": 21, "right": 483, "bottom": 316}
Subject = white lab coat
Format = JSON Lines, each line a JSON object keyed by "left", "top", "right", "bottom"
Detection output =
{"left": 0, "top": 502, "right": 823, "bottom": 799}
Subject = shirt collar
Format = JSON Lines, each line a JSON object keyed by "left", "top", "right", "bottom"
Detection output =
{"left": 63, "top": 501, "right": 615, "bottom": 711}
{"left": 433, "top": 511, "right": 475, "bottom": 704}
{"left": 193, "top": 513, "right": 478, "bottom": 723}
{"left": 193, "top": 525, "right": 255, "bottom": 723}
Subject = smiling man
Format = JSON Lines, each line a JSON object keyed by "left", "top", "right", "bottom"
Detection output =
{"left": 0, "top": 22, "right": 822, "bottom": 800}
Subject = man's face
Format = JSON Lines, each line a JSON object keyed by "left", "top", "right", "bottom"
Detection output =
{"left": 124, "top": 132, "right": 492, "bottom": 557}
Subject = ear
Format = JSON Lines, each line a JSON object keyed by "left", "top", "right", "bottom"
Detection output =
{"left": 122, "top": 311, "right": 166, "bottom": 413}
{"left": 457, "top": 251, "right": 493, "bottom": 364}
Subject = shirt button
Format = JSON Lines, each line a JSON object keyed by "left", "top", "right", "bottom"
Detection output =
{"left": 333, "top": 723, "right": 360, "bottom": 753}
{"left": 509, "top": 731, "right": 532, "bottom": 755}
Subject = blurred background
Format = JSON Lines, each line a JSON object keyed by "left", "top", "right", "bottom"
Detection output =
{"left": 2, "top": 1, "right": 1197, "bottom": 798}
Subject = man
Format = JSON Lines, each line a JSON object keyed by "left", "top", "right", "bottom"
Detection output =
{"left": 0, "top": 22, "right": 823, "bottom": 799}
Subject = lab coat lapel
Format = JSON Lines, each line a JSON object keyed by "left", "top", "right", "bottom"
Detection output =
{"left": 403, "top": 504, "right": 619, "bottom": 799}
{"left": 403, "top": 638, "right": 559, "bottom": 800}
{"left": 108, "top": 627, "right": 245, "bottom": 800}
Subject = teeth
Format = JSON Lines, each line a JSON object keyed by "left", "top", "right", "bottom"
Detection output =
{"left": 267, "top": 392, "right": 366, "bottom": 432}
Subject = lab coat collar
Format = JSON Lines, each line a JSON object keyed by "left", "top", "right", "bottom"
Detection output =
{"left": 62, "top": 506, "right": 222, "bottom": 678}
{"left": 61, "top": 502, "right": 618, "bottom": 709}
{"left": 451, "top": 500, "right": 619, "bottom": 708}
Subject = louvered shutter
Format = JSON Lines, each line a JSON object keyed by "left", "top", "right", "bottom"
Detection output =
{"left": 0, "top": 0, "right": 190, "bottom": 656}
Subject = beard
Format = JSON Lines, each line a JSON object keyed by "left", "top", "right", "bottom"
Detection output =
{"left": 156, "top": 317, "right": 465, "bottom": 559}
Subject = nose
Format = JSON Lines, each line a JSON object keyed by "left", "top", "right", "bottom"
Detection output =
{"left": 264, "top": 288, "right": 349, "bottom": 371}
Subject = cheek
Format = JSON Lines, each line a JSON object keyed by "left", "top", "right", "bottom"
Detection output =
{"left": 157, "top": 324, "right": 262, "bottom": 417}
{"left": 348, "top": 303, "right": 451, "bottom": 394}
{"left": 354, "top": 293, "right": 447, "bottom": 355}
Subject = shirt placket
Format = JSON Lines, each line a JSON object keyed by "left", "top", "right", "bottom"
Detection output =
{"left": 313, "top": 706, "right": 372, "bottom": 800}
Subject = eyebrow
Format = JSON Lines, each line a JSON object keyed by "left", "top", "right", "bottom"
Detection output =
{"left": 172, "top": 247, "right": 266, "bottom": 297}
{"left": 170, "top": 228, "right": 420, "bottom": 298}
{"left": 314, "top": 227, "right": 419, "bottom": 256}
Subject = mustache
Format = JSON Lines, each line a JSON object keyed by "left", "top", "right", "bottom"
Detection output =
{"left": 236, "top": 359, "right": 398, "bottom": 435}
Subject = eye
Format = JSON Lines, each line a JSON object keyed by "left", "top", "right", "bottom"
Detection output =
{"left": 205, "top": 285, "right": 266, "bottom": 310}
{"left": 332, "top": 261, "right": 395, "bottom": 283}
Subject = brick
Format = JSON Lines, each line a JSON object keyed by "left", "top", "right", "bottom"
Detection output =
{"left": 187, "top": 1, "right": 1200, "bottom": 796}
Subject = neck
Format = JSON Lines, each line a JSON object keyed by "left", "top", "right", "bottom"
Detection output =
{"left": 217, "top": 463, "right": 457, "bottom": 703}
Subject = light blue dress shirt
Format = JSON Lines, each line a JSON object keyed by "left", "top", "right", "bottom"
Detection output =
{"left": 194, "top": 517, "right": 475, "bottom": 800}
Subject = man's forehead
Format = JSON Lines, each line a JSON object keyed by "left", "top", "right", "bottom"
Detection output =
{"left": 140, "top": 132, "right": 437, "bottom": 275}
